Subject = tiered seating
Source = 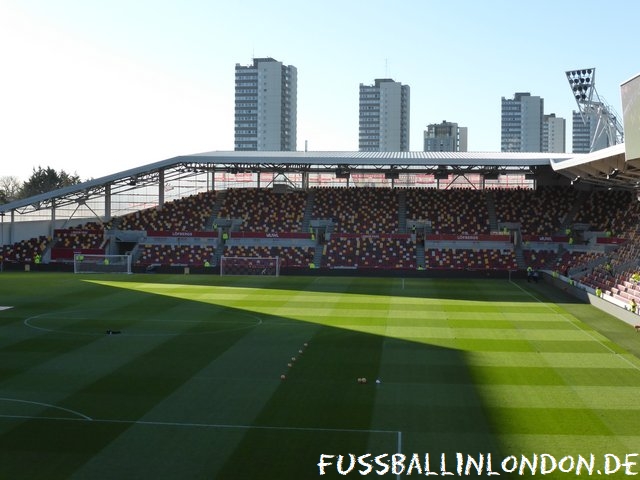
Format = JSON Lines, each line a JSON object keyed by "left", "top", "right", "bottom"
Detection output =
{"left": 223, "top": 245, "right": 313, "bottom": 268}
{"left": 0, "top": 236, "right": 49, "bottom": 263}
{"left": 8, "top": 185, "right": 640, "bottom": 276}
{"left": 492, "top": 186, "right": 578, "bottom": 236}
{"left": 426, "top": 248, "right": 517, "bottom": 270}
{"left": 218, "top": 188, "right": 307, "bottom": 233}
{"left": 405, "top": 188, "right": 490, "bottom": 234}
{"left": 312, "top": 187, "right": 399, "bottom": 234}
{"left": 581, "top": 269, "right": 616, "bottom": 292}
{"left": 273, "top": 246, "right": 314, "bottom": 268}
{"left": 523, "top": 250, "right": 558, "bottom": 270}
{"left": 555, "top": 250, "right": 604, "bottom": 275}
{"left": 609, "top": 273, "right": 640, "bottom": 303}
{"left": 580, "top": 249, "right": 635, "bottom": 295}
{"left": 608, "top": 200, "right": 640, "bottom": 239}
{"left": 119, "top": 190, "right": 217, "bottom": 231}
{"left": 571, "top": 194, "right": 640, "bottom": 295}
{"left": 573, "top": 190, "right": 634, "bottom": 231}
{"left": 608, "top": 236, "right": 640, "bottom": 265}
{"left": 136, "top": 244, "right": 216, "bottom": 266}
{"left": 325, "top": 236, "right": 416, "bottom": 269}
{"left": 426, "top": 248, "right": 455, "bottom": 269}
{"left": 55, "top": 223, "right": 104, "bottom": 250}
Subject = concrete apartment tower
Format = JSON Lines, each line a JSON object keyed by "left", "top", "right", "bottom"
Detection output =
{"left": 571, "top": 110, "right": 611, "bottom": 153}
{"left": 424, "top": 120, "right": 468, "bottom": 152}
{"left": 234, "top": 57, "right": 297, "bottom": 151}
{"left": 542, "top": 113, "right": 566, "bottom": 153}
{"left": 501, "top": 92, "right": 544, "bottom": 152}
{"left": 359, "top": 79, "right": 410, "bottom": 151}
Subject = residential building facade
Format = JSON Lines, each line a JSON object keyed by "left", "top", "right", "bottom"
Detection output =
{"left": 572, "top": 109, "right": 612, "bottom": 153}
{"left": 359, "top": 79, "right": 410, "bottom": 151}
{"left": 501, "top": 92, "right": 544, "bottom": 152}
{"left": 234, "top": 57, "right": 297, "bottom": 151}
{"left": 423, "top": 120, "right": 468, "bottom": 152}
{"left": 542, "top": 113, "right": 566, "bottom": 153}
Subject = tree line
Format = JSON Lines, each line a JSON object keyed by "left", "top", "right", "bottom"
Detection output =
{"left": 0, "top": 167, "right": 81, "bottom": 205}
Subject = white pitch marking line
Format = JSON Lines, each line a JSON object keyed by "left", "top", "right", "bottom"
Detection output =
{"left": 0, "top": 397, "right": 93, "bottom": 421}
{"left": 23, "top": 311, "right": 263, "bottom": 337}
{"left": 0, "top": 412, "right": 397, "bottom": 436}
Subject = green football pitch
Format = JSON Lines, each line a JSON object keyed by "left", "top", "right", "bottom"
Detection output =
{"left": 0, "top": 272, "right": 639, "bottom": 479}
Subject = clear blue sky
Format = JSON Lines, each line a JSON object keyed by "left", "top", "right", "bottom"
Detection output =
{"left": 1, "top": 0, "right": 638, "bottom": 181}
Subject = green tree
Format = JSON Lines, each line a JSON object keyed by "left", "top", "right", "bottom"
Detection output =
{"left": 19, "top": 166, "right": 81, "bottom": 199}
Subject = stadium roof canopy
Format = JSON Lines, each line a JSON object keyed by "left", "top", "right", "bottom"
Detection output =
{"left": 1, "top": 147, "right": 638, "bottom": 217}
{"left": 549, "top": 143, "right": 640, "bottom": 189}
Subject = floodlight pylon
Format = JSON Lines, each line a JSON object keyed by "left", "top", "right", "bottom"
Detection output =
{"left": 565, "top": 67, "right": 624, "bottom": 152}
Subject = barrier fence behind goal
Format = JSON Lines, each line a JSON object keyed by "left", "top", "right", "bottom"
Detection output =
{"left": 219, "top": 256, "right": 280, "bottom": 276}
{"left": 74, "top": 254, "right": 132, "bottom": 274}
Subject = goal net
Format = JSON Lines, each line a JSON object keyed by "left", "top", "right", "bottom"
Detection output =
{"left": 220, "top": 256, "right": 280, "bottom": 277}
{"left": 74, "top": 254, "right": 132, "bottom": 274}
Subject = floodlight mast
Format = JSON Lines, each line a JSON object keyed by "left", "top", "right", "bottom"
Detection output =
{"left": 565, "top": 67, "right": 624, "bottom": 152}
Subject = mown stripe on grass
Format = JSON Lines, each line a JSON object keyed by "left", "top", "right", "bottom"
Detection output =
{"left": 70, "top": 319, "right": 323, "bottom": 480}
{"left": 468, "top": 351, "right": 639, "bottom": 369}
{"left": 479, "top": 384, "right": 640, "bottom": 409}
{"left": 0, "top": 289, "right": 269, "bottom": 479}
{"left": 470, "top": 365, "right": 640, "bottom": 387}
{"left": 486, "top": 407, "right": 618, "bottom": 436}
{"left": 495, "top": 432, "right": 640, "bottom": 458}
{"left": 215, "top": 326, "right": 387, "bottom": 480}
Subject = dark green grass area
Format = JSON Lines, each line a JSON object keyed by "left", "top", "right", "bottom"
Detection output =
{"left": 0, "top": 273, "right": 639, "bottom": 479}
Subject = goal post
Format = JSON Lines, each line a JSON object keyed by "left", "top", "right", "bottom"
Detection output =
{"left": 74, "top": 253, "right": 132, "bottom": 274}
{"left": 220, "top": 256, "right": 280, "bottom": 277}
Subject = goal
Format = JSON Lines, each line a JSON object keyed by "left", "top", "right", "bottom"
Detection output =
{"left": 219, "top": 256, "right": 280, "bottom": 277}
{"left": 74, "top": 254, "right": 132, "bottom": 274}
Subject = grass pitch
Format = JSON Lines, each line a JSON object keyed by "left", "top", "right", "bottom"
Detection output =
{"left": 0, "top": 273, "right": 639, "bottom": 479}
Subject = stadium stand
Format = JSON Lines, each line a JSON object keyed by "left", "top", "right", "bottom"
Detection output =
{"left": 406, "top": 188, "right": 490, "bottom": 235}
{"left": 136, "top": 244, "right": 216, "bottom": 267}
{"left": 50, "top": 222, "right": 105, "bottom": 261}
{"left": 522, "top": 249, "right": 558, "bottom": 270}
{"left": 312, "top": 187, "right": 399, "bottom": 234}
{"left": 0, "top": 235, "right": 49, "bottom": 264}
{"left": 325, "top": 235, "right": 416, "bottom": 269}
{"left": 492, "top": 186, "right": 579, "bottom": 236}
{"left": 572, "top": 189, "right": 634, "bottom": 232}
{"left": 218, "top": 188, "right": 306, "bottom": 233}
{"left": 555, "top": 250, "right": 606, "bottom": 275}
{"left": 426, "top": 248, "right": 518, "bottom": 270}
{"left": 118, "top": 190, "right": 217, "bottom": 231}
{"left": 2, "top": 183, "right": 639, "bottom": 278}
{"left": 223, "top": 245, "right": 313, "bottom": 268}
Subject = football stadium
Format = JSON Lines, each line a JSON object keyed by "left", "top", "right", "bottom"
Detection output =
{"left": 1, "top": 76, "right": 640, "bottom": 478}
